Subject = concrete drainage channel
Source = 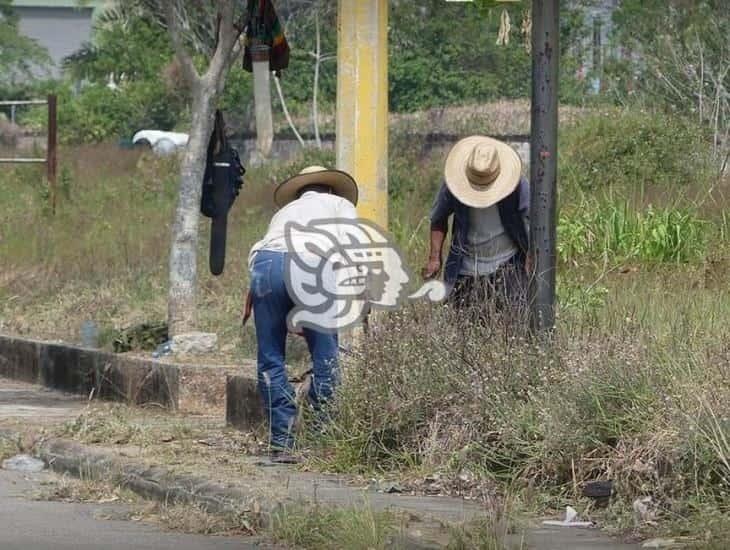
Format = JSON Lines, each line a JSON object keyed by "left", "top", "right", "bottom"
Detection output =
{"left": 0, "top": 334, "right": 282, "bottom": 538}
{"left": 0, "top": 334, "right": 262, "bottom": 430}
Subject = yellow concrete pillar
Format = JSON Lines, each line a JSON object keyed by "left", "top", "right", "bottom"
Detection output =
{"left": 336, "top": 0, "right": 388, "bottom": 228}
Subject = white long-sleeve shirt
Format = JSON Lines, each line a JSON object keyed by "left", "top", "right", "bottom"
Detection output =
{"left": 248, "top": 191, "right": 358, "bottom": 269}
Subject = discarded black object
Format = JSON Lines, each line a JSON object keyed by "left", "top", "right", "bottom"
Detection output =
{"left": 202, "top": 110, "right": 245, "bottom": 276}
{"left": 583, "top": 480, "right": 614, "bottom": 499}
{"left": 583, "top": 480, "right": 613, "bottom": 508}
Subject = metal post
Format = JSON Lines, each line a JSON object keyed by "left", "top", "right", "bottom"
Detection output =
{"left": 47, "top": 94, "right": 58, "bottom": 214}
{"left": 529, "top": 0, "right": 559, "bottom": 332}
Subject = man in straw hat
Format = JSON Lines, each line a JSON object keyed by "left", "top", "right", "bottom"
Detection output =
{"left": 243, "top": 166, "right": 358, "bottom": 461}
{"left": 423, "top": 135, "right": 531, "bottom": 318}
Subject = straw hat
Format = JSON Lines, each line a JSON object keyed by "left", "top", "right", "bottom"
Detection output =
{"left": 444, "top": 136, "right": 522, "bottom": 208}
{"left": 273, "top": 165, "right": 358, "bottom": 208}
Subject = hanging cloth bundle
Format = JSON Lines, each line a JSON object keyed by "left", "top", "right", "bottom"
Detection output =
{"left": 242, "top": 0, "right": 290, "bottom": 73}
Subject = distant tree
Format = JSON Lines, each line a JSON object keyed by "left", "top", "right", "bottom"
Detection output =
{"left": 387, "top": 1, "right": 532, "bottom": 112}
{"left": 59, "top": 5, "right": 184, "bottom": 137}
{"left": 62, "top": 4, "right": 173, "bottom": 84}
{"left": 0, "top": 0, "right": 51, "bottom": 91}
{"left": 608, "top": 0, "right": 729, "bottom": 160}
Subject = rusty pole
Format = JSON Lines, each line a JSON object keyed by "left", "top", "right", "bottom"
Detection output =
{"left": 529, "top": 0, "right": 559, "bottom": 331}
{"left": 47, "top": 94, "right": 58, "bottom": 214}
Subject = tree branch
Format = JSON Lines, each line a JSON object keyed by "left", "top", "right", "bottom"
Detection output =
{"left": 274, "top": 73, "right": 306, "bottom": 148}
{"left": 162, "top": 0, "right": 200, "bottom": 85}
{"left": 205, "top": 0, "right": 240, "bottom": 92}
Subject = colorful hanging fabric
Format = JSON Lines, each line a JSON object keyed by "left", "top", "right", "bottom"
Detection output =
{"left": 242, "top": 0, "right": 290, "bottom": 73}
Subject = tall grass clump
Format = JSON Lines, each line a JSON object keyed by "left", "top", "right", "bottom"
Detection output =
{"left": 558, "top": 201, "right": 708, "bottom": 264}
{"left": 314, "top": 292, "right": 730, "bottom": 538}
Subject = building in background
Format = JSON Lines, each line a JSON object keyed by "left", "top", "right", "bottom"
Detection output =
{"left": 11, "top": 0, "right": 110, "bottom": 77}
{"left": 574, "top": 0, "right": 619, "bottom": 93}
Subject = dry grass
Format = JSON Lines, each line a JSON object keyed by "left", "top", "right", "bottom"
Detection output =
{"left": 2, "top": 106, "right": 729, "bottom": 544}
{"left": 271, "top": 502, "right": 401, "bottom": 549}
{"left": 35, "top": 472, "right": 140, "bottom": 505}
{"left": 0, "top": 434, "right": 21, "bottom": 461}
{"left": 390, "top": 99, "right": 589, "bottom": 137}
{"left": 54, "top": 402, "right": 265, "bottom": 480}
{"left": 33, "top": 473, "right": 259, "bottom": 537}
{"left": 142, "top": 501, "right": 257, "bottom": 536}
{"left": 308, "top": 270, "right": 730, "bottom": 543}
{"left": 285, "top": 99, "right": 590, "bottom": 137}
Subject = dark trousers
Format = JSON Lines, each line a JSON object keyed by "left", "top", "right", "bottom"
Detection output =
{"left": 449, "top": 255, "right": 528, "bottom": 325}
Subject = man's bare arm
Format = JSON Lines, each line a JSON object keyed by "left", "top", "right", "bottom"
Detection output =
{"left": 422, "top": 220, "right": 447, "bottom": 279}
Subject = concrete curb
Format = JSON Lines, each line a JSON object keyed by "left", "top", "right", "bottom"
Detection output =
{"left": 226, "top": 375, "right": 263, "bottom": 431}
{"left": 0, "top": 428, "right": 455, "bottom": 548}
{"left": 37, "top": 437, "right": 264, "bottom": 519}
{"left": 4, "top": 428, "right": 270, "bottom": 523}
{"left": 0, "top": 335, "right": 177, "bottom": 408}
{"left": 0, "top": 334, "right": 262, "bottom": 424}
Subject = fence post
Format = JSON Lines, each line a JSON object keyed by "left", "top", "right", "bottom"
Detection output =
{"left": 47, "top": 94, "right": 58, "bottom": 214}
{"left": 529, "top": 0, "right": 560, "bottom": 332}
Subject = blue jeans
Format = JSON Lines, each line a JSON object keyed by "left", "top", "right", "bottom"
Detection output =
{"left": 249, "top": 250, "right": 339, "bottom": 450}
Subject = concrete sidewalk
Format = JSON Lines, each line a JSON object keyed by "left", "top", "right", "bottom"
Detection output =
{"left": 0, "top": 377, "right": 640, "bottom": 549}
{"left": 0, "top": 469, "right": 267, "bottom": 550}
{"left": 0, "top": 378, "right": 85, "bottom": 424}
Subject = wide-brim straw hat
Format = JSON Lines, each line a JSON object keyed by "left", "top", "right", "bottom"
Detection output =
{"left": 273, "top": 165, "right": 358, "bottom": 208}
{"left": 444, "top": 135, "right": 522, "bottom": 208}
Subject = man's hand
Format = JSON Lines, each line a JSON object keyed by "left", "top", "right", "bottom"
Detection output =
{"left": 424, "top": 222, "right": 447, "bottom": 281}
{"left": 421, "top": 257, "right": 442, "bottom": 280}
{"left": 525, "top": 253, "right": 534, "bottom": 277}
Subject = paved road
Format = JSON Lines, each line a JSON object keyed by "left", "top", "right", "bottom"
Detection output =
{"left": 0, "top": 469, "right": 267, "bottom": 550}
{"left": 0, "top": 379, "right": 275, "bottom": 549}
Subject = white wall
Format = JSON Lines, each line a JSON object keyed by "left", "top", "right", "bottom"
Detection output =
{"left": 16, "top": 6, "right": 95, "bottom": 76}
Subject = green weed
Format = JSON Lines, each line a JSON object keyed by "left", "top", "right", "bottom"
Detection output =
{"left": 271, "top": 503, "right": 400, "bottom": 550}
{"left": 558, "top": 201, "right": 708, "bottom": 264}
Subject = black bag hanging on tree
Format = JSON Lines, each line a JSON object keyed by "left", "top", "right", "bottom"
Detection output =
{"left": 201, "top": 110, "right": 245, "bottom": 275}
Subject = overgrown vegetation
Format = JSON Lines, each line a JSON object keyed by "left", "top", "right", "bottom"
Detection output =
{"left": 1, "top": 99, "right": 728, "bottom": 543}
{"left": 2, "top": 0, "right": 728, "bottom": 545}
{"left": 605, "top": 0, "right": 729, "bottom": 155}
{"left": 271, "top": 503, "right": 401, "bottom": 550}
{"left": 560, "top": 110, "right": 717, "bottom": 191}
{"left": 558, "top": 202, "right": 708, "bottom": 264}
{"left": 2, "top": 0, "right": 593, "bottom": 143}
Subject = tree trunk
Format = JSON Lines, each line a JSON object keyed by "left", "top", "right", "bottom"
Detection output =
{"left": 252, "top": 44, "right": 274, "bottom": 158}
{"left": 167, "top": 82, "right": 217, "bottom": 336}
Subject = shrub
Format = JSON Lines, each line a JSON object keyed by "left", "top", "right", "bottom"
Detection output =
{"left": 560, "top": 110, "right": 715, "bottom": 191}
{"left": 21, "top": 80, "right": 185, "bottom": 144}
{"left": 312, "top": 300, "right": 730, "bottom": 535}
